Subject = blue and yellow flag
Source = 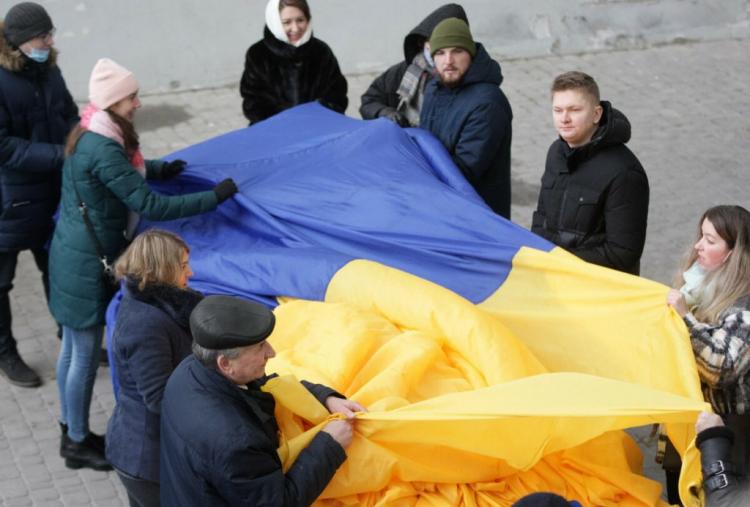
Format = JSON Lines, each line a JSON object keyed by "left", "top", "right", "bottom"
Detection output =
{"left": 130, "top": 104, "right": 707, "bottom": 505}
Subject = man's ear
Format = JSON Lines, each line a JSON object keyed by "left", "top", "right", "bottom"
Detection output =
{"left": 593, "top": 104, "right": 603, "bottom": 125}
{"left": 216, "top": 354, "right": 231, "bottom": 376}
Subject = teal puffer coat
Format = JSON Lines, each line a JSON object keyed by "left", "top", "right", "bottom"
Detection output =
{"left": 49, "top": 131, "right": 218, "bottom": 329}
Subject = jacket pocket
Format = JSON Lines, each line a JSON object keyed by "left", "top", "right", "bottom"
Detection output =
{"left": 531, "top": 210, "right": 546, "bottom": 232}
{"left": 571, "top": 187, "right": 602, "bottom": 234}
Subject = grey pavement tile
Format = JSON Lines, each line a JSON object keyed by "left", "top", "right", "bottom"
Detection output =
{"left": 29, "top": 487, "right": 60, "bottom": 502}
{"left": 0, "top": 478, "right": 29, "bottom": 498}
{"left": 0, "top": 464, "right": 20, "bottom": 480}
{"left": 59, "top": 490, "right": 93, "bottom": 505}
{"left": 5, "top": 497, "right": 33, "bottom": 507}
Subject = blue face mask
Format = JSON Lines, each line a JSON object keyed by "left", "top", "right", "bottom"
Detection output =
{"left": 24, "top": 47, "right": 50, "bottom": 63}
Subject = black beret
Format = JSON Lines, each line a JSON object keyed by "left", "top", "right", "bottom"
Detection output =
{"left": 190, "top": 295, "right": 275, "bottom": 350}
{"left": 3, "top": 2, "right": 53, "bottom": 47}
{"left": 512, "top": 493, "right": 575, "bottom": 507}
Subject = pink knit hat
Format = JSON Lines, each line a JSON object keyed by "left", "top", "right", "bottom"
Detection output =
{"left": 88, "top": 58, "right": 139, "bottom": 109}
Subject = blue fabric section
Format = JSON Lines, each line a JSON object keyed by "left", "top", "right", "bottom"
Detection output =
{"left": 105, "top": 288, "right": 123, "bottom": 400}
{"left": 138, "top": 102, "right": 552, "bottom": 306}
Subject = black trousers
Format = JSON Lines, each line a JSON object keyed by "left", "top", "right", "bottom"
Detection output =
{"left": 0, "top": 248, "right": 50, "bottom": 357}
{"left": 116, "top": 469, "right": 160, "bottom": 507}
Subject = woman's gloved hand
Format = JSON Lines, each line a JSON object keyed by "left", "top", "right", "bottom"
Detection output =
{"left": 162, "top": 159, "right": 187, "bottom": 179}
{"left": 213, "top": 178, "right": 239, "bottom": 203}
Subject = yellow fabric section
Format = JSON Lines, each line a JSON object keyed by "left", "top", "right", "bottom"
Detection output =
{"left": 481, "top": 247, "right": 707, "bottom": 505}
{"left": 265, "top": 255, "right": 708, "bottom": 506}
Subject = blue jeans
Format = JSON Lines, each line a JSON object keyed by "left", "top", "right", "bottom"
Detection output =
{"left": 57, "top": 325, "right": 103, "bottom": 442}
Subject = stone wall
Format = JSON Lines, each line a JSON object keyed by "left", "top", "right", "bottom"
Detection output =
{"left": 30, "top": 0, "right": 750, "bottom": 99}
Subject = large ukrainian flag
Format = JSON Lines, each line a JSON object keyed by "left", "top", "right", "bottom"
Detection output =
{"left": 141, "top": 103, "right": 707, "bottom": 505}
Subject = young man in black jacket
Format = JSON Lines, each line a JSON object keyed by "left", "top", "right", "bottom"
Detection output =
{"left": 0, "top": 2, "right": 78, "bottom": 387}
{"left": 531, "top": 71, "right": 649, "bottom": 275}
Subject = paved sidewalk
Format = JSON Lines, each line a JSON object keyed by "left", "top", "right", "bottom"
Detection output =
{"left": 1, "top": 36, "right": 749, "bottom": 505}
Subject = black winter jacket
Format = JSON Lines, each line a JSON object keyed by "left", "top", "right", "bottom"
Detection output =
{"left": 531, "top": 102, "right": 649, "bottom": 275}
{"left": 160, "top": 356, "right": 347, "bottom": 506}
{"left": 697, "top": 424, "right": 750, "bottom": 506}
{"left": 106, "top": 280, "right": 202, "bottom": 483}
{"left": 240, "top": 27, "right": 347, "bottom": 124}
{"left": 0, "top": 27, "right": 79, "bottom": 251}
{"left": 420, "top": 44, "right": 513, "bottom": 218}
{"left": 359, "top": 3, "right": 468, "bottom": 121}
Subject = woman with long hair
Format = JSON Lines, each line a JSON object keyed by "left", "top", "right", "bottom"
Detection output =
{"left": 667, "top": 205, "right": 750, "bottom": 489}
{"left": 240, "top": 0, "right": 348, "bottom": 124}
{"left": 50, "top": 58, "right": 237, "bottom": 471}
{"left": 106, "top": 230, "right": 201, "bottom": 506}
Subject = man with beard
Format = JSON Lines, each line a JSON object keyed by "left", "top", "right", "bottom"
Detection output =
{"left": 359, "top": 3, "right": 468, "bottom": 127}
{"left": 419, "top": 17, "right": 513, "bottom": 219}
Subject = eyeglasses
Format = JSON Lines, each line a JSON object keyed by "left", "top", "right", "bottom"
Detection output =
{"left": 37, "top": 28, "right": 56, "bottom": 43}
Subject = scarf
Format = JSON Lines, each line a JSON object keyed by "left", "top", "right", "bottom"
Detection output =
{"left": 679, "top": 261, "right": 707, "bottom": 308}
{"left": 264, "top": 0, "right": 313, "bottom": 48}
{"left": 80, "top": 103, "right": 145, "bottom": 239}
{"left": 397, "top": 50, "right": 433, "bottom": 127}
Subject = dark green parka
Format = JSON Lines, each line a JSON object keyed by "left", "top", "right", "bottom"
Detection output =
{"left": 49, "top": 132, "right": 218, "bottom": 329}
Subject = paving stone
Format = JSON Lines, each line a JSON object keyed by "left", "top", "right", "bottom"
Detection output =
{"left": 0, "top": 478, "right": 29, "bottom": 498}
{"left": 5, "top": 497, "right": 32, "bottom": 507}
{"left": 29, "top": 487, "right": 61, "bottom": 502}
{"left": 0, "top": 463, "right": 21, "bottom": 482}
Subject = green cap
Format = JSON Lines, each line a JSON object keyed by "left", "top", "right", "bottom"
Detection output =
{"left": 429, "top": 18, "right": 476, "bottom": 58}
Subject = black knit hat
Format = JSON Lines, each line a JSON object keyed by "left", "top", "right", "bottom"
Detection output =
{"left": 3, "top": 2, "right": 53, "bottom": 47}
{"left": 190, "top": 295, "right": 275, "bottom": 350}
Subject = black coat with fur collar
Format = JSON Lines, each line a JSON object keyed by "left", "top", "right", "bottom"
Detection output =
{"left": 0, "top": 24, "right": 79, "bottom": 251}
{"left": 240, "top": 27, "right": 348, "bottom": 124}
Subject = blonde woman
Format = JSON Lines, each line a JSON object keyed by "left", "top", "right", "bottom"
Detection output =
{"left": 105, "top": 229, "right": 202, "bottom": 506}
{"left": 667, "top": 205, "right": 750, "bottom": 489}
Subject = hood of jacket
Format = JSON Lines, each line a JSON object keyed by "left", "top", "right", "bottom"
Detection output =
{"left": 0, "top": 21, "right": 57, "bottom": 73}
{"left": 563, "top": 101, "right": 631, "bottom": 163}
{"left": 455, "top": 43, "right": 503, "bottom": 89}
{"left": 403, "top": 3, "right": 468, "bottom": 63}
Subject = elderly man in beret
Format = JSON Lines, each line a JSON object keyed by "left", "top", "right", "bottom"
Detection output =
{"left": 160, "top": 295, "right": 364, "bottom": 507}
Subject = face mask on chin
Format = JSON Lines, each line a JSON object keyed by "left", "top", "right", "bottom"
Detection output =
{"left": 24, "top": 47, "right": 50, "bottom": 63}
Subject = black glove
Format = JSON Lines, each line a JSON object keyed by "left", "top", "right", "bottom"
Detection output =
{"left": 213, "top": 178, "right": 238, "bottom": 203}
{"left": 162, "top": 159, "right": 187, "bottom": 179}
{"left": 380, "top": 108, "right": 409, "bottom": 127}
